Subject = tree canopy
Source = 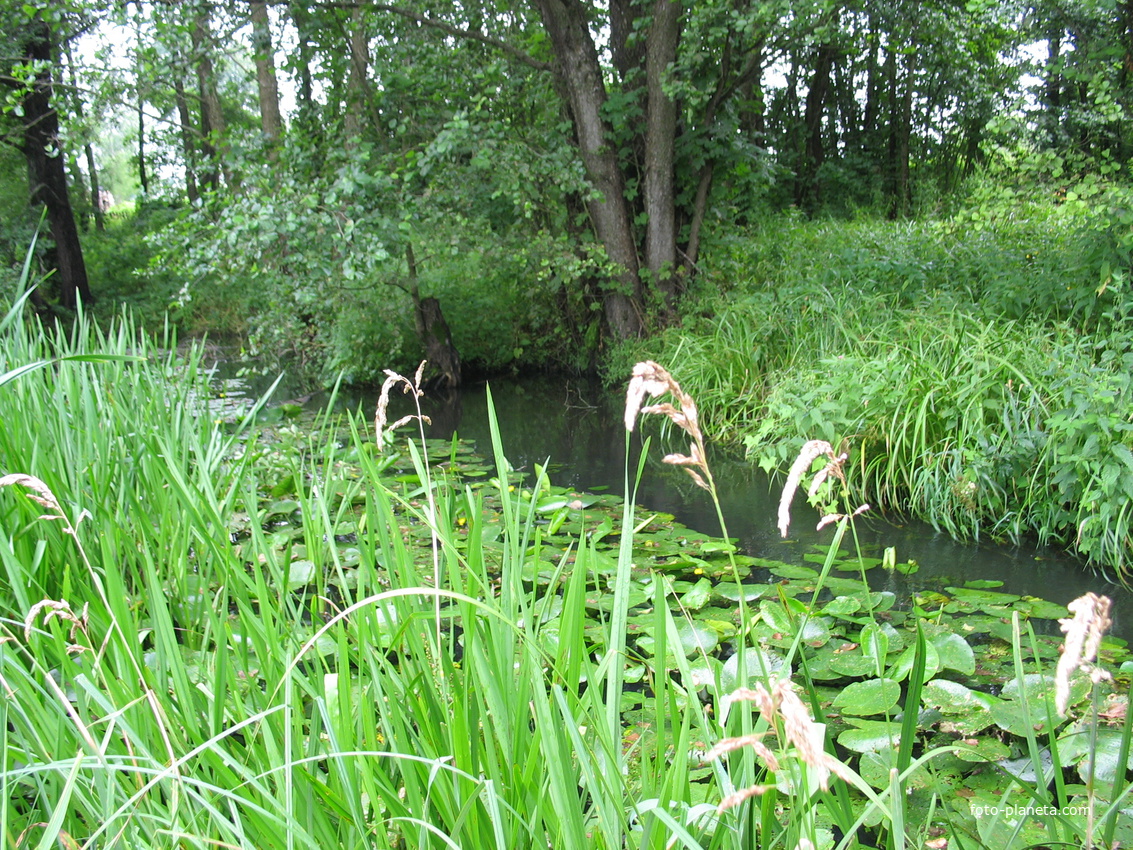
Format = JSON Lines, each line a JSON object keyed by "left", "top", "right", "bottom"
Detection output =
{"left": 2, "top": 0, "right": 1131, "bottom": 370}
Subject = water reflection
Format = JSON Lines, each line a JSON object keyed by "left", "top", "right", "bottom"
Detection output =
{"left": 318, "top": 374, "right": 1131, "bottom": 638}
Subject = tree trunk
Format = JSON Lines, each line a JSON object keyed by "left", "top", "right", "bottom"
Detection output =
{"left": 1044, "top": 25, "right": 1062, "bottom": 147}
{"left": 251, "top": 1, "right": 283, "bottom": 150}
{"left": 173, "top": 76, "right": 200, "bottom": 204}
{"left": 191, "top": 4, "right": 235, "bottom": 192}
{"left": 63, "top": 41, "right": 103, "bottom": 231}
{"left": 344, "top": 5, "right": 369, "bottom": 143}
{"left": 406, "top": 243, "right": 461, "bottom": 388}
{"left": 138, "top": 98, "right": 148, "bottom": 196}
{"left": 18, "top": 16, "right": 91, "bottom": 309}
{"left": 643, "top": 0, "right": 681, "bottom": 308}
{"left": 887, "top": 48, "right": 915, "bottom": 219}
{"left": 798, "top": 40, "right": 836, "bottom": 212}
{"left": 530, "top": 0, "right": 643, "bottom": 339}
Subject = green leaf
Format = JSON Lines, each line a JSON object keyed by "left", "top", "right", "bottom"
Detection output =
{"left": 832, "top": 678, "right": 901, "bottom": 716}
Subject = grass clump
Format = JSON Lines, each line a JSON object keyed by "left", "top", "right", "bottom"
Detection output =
{"left": 612, "top": 210, "right": 1133, "bottom": 575}
{"left": 1, "top": 235, "right": 1129, "bottom": 850}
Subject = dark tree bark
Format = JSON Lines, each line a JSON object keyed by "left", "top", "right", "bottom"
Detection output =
{"left": 344, "top": 5, "right": 369, "bottom": 142}
{"left": 63, "top": 41, "right": 103, "bottom": 231}
{"left": 173, "top": 76, "right": 200, "bottom": 204}
{"left": 643, "top": 0, "right": 681, "bottom": 308}
{"left": 530, "top": 0, "right": 643, "bottom": 339}
{"left": 406, "top": 243, "right": 461, "bottom": 388}
{"left": 191, "top": 3, "right": 235, "bottom": 192}
{"left": 137, "top": 98, "right": 148, "bottom": 196}
{"left": 887, "top": 48, "right": 915, "bottom": 219}
{"left": 14, "top": 16, "right": 92, "bottom": 309}
{"left": 798, "top": 39, "right": 837, "bottom": 211}
{"left": 251, "top": 1, "right": 283, "bottom": 150}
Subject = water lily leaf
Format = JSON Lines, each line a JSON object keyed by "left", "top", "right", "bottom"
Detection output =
{"left": 921, "top": 680, "right": 997, "bottom": 734}
{"left": 264, "top": 498, "right": 300, "bottom": 517}
{"left": 828, "top": 647, "right": 875, "bottom": 678}
{"left": 681, "top": 578, "right": 713, "bottom": 610}
{"left": 887, "top": 640, "right": 940, "bottom": 684}
{"left": 823, "top": 596, "right": 861, "bottom": 616}
{"left": 285, "top": 559, "right": 318, "bottom": 589}
{"left": 953, "top": 736, "right": 1010, "bottom": 762}
{"left": 1057, "top": 721, "right": 1133, "bottom": 784}
{"left": 833, "top": 678, "right": 900, "bottom": 716}
{"left": 720, "top": 649, "right": 789, "bottom": 692}
{"left": 699, "top": 540, "right": 736, "bottom": 554}
{"left": 638, "top": 620, "right": 718, "bottom": 660}
{"left": 963, "top": 580, "right": 1004, "bottom": 589}
{"left": 1016, "top": 597, "right": 1069, "bottom": 620}
{"left": 931, "top": 633, "right": 975, "bottom": 675}
{"left": 837, "top": 719, "right": 903, "bottom": 753}
{"left": 716, "top": 581, "right": 769, "bottom": 604}
{"left": 769, "top": 564, "right": 818, "bottom": 580}
{"left": 857, "top": 748, "right": 939, "bottom": 791}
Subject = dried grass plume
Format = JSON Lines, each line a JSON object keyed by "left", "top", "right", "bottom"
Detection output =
{"left": 705, "top": 680, "right": 853, "bottom": 812}
{"left": 374, "top": 361, "right": 432, "bottom": 450}
{"left": 625, "top": 361, "right": 712, "bottom": 490}
{"left": 1056, "top": 592, "right": 1113, "bottom": 715}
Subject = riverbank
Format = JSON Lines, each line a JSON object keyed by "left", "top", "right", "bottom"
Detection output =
{"left": 610, "top": 211, "right": 1133, "bottom": 578}
{"left": 2, "top": 306, "right": 1130, "bottom": 848}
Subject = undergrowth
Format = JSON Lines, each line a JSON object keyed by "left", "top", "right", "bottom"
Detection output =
{"left": 612, "top": 207, "right": 1133, "bottom": 575}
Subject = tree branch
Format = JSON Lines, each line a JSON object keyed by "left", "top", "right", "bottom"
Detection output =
{"left": 288, "top": 2, "right": 551, "bottom": 71}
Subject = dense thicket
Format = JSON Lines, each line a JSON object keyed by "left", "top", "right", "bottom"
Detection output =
{"left": 1, "top": 0, "right": 1130, "bottom": 377}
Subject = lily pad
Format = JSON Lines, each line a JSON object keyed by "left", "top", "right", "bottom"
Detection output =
{"left": 837, "top": 719, "right": 903, "bottom": 753}
{"left": 931, "top": 632, "right": 976, "bottom": 676}
{"left": 921, "top": 679, "right": 997, "bottom": 734}
{"left": 832, "top": 678, "right": 901, "bottom": 716}
{"left": 720, "top": 648, "right": 789, "bottom": 692}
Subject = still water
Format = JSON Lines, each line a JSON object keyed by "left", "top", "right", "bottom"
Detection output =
{"left": 283, "top": 373, "right": 1130, "bottom": 638}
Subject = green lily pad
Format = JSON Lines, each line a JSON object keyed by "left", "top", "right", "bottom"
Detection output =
{"left": 887, "top": 640, "right": 940, "bottom": 684}
{"left": 829, "top": 647, "right": 877, "bottom": 678}
{"left": 832, "top": 678, "right": 901, "bottom": 716}
{"left": 837, "top": 719, "right": 903, "bottom": 753}
{"left": 681, "top": 578, "right": 713, "bottom": 610}
{"left": 720, "top": 649, "right": 789, "bottom": 692}
{"left": 714, "top": 584, "right": 773, "bottom": 603}
{"left": 953, "top": 736, "right": 1011, "bottom": 762}
{"left": 769, "top": 564, "right": 818, "bottom": 580}
{"left": 921, "top": 679, "right": 997, "bottom": 734}
{"left": 823, "top": 596, "right": 862, "bottom": 617}
{"left": 1057, "top": 720, "right": 1133, "bottom": 784}
{"left": 284, "top": 559, "right": 318, "bottom": 589}
{"left": 931, "top": 633, "right": 976, "bottom": 676}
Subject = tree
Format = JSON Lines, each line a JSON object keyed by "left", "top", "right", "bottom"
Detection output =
{"left": 1, "top": 4, "right": 92, "bottom": 309}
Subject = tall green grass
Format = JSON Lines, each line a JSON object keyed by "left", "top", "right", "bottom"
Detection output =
{"left": 1, "top": 266, "right": 1124, "bottom": 845}
{"left": 614, "top": 213, "right": 1133, "bottom": 574}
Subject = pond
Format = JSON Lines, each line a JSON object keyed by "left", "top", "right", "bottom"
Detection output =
{"left": 225, "top": 367, "right": 1132, "bottom": 639}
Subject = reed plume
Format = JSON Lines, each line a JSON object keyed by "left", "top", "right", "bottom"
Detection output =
{"left": 624, "top": 360, "right": 712, "bottom": 490}
{"left": 1056, "top": 592, "right": 1113, "bottom": 715}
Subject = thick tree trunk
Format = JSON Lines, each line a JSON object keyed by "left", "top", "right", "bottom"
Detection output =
{"left": 406, "top": 244, "right": 461, "bottom": 388}
{"left": 191, "top": 4, "right": 236, "bottom": 192}
{"left": 643, "top": 0, "right": 681, "bottom": 308}
{"left": 251, "top": 1, "right": 283, "bottom": 149}
{"left": 798, "top": 40, "right": 836, "bottom": 212}
{"left": 530, "top": 0, "right": 643, "bottom": 339}
{"left": 344, "top": 5, "right": 369, "bottom": 142}
{"left": 19, "top": 17, "right": 91, "bottom": 309}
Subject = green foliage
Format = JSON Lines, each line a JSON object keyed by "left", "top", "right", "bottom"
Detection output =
{"left": 613, "top": 207, "right": 1133, "bottom": 574}
{"left": 0, "top": 295, "right": 1128, "bottom": 848}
